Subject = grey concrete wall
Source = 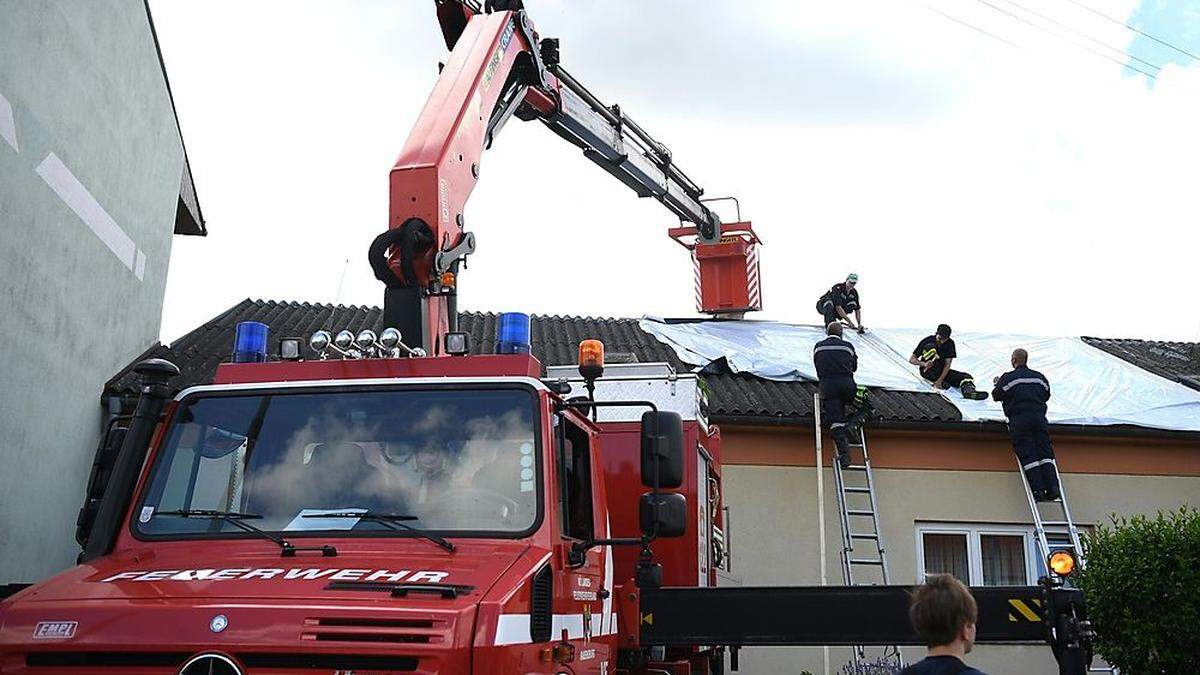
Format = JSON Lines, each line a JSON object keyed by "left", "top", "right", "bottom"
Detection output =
{"left": 0, "top": 0, "right": 184, "bottom": 582}
{"left": 721, "top": 465, "right": 1199, "bottom": 674}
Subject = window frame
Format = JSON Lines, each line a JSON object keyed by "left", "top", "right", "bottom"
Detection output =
{"left": 553, "top": 411, "right": 598, "bottom": 543}
{"left": 914, "top": 522, "right": 1061, "bottom": 586}
{"left": 129, "top": 382, "right": 546, "bottom": 544}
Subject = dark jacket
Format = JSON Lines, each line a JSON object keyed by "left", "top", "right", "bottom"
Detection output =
{"left": 898, "top": 655, "right": 986, "bottom": 675}
{"left": 991, "top": 365, "right": 1051, "bottom": 417}
{"left": 817, "top": 282, "right": 861, "bottom": 314}
{"left": 814, "top": 335, "right": 857, "bottom": 379}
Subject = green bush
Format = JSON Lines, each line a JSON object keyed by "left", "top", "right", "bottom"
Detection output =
{"left": 1075, "top": 507, "right": 1200, "bottom": 673}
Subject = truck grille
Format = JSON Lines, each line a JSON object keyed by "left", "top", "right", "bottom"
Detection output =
{"left": 302, "top": 615, "right": 447, "bottom": 644}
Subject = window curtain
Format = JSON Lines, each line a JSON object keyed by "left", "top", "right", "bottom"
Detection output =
{"left": 922, "top": 533, "right": 969, "bottom": 584}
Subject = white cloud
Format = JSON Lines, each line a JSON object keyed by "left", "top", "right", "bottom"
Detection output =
{"left": 154, "top": 0, "right": 1200, "bottom": 342}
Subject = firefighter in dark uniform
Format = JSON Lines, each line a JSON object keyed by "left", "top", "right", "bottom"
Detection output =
{"left": 814, "top": 322, "right": 858, "bottom": 469}
{"left": 909, "top": 324, "right": 988, "bottom": 400}
{"left": 816, "top": 273, "right": 864, "bottom": 333}
{"left": 992, "top": 348, "right": 1060, "bottom": 501}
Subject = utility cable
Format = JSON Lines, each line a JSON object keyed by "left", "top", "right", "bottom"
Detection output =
{"left": 1061, "top": 0, "right": 1200, "bottom": 62}
{"left": 915, "top": 1, "right": 1020, "bottom": 48}
{"left": 999, "top": 0, "right": 1163, "bottom": 73}
{"left": 973, "top": 0, "right": 1161, "bottom": 80}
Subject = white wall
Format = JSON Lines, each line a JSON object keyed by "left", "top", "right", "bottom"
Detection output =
{"left": 0, "top": 0, "right": 184, "bottom": 582}
{"left": 721, "top": 464, "right": 1198, "bottom": 674}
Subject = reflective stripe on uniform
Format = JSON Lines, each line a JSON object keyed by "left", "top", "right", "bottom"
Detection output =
{"left": 1003, "top": 377, "right": 1050, "bottom": 392}
{"left": 1022, "top": 458, "right": 1056, "bottom": 471}
{"left": 814, "top": 345, "right": 855, "bottom": 355}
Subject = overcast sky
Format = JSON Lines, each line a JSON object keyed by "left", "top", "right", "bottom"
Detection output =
{"left": 150, "top": 0, "right": 1200, "bottom": 344}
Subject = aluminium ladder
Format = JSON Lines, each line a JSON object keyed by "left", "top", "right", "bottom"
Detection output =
{"left": 1016, "top": 457, "right": 1085, "bottom": 572}
{"left": 1016, "top": 460, "right": 1117, "bottom": 674}
{"left": 822, "top": 409, "right": 902, "bottom": 667}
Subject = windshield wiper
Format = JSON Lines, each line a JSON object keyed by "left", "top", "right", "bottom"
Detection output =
{"left": 303, "top": 511, "right": 456, "bottom": 553}
{"left": 155, "top": 509, "right": 337, "bottom": 557}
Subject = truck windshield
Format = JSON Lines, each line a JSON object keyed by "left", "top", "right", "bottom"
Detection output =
{"left": 135, "top": 387, "right": 540, "bottom": 539}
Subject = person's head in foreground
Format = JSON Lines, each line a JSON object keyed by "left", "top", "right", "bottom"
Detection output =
{"left": 827, "top": 322, "right": 844, "bottom": 337}
{"left": 910, "top": 574, "right": 978, "bottom": 657}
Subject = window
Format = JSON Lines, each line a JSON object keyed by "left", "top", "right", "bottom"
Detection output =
{"left": 980, "top": 534, "right": 1027, "bottom": 586}
{"left": 921, "top": 532, "right": 969, "bottom": 584}
{"left": 136, "top": 386, "right": 541, "bottom": 539}
{"left": 556, "top": 416, "right": 594, "bottom": 541}
{"left": 917, "top": 523, "right": 1083, "bottom": 586}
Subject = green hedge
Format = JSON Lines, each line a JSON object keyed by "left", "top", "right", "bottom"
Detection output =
{"left": 1075, "top": 507, "right": 1200, "bottom": 673}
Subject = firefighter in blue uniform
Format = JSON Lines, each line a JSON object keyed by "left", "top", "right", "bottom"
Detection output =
{"left": 816, "top": 273, "right": 864, "bottom": 333}
{"left": 814, "top": 322, "right": 858, "bottom": 469}
{"left": 909, "top": 324, "right": 988, "bottom": 401}
{"left": 992, "top": 348, "right": 1060, "bottom": 501}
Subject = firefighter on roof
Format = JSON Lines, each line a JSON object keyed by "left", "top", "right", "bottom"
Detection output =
{"left": 910, "top": 324, "right": 988, "bottom": 401}
{"left": 814, "top": 322, "right": 858, "bottom": 469}
{"left": 993, "top": 348, "right": 1061, "bottom": 501}
{"left": 816, "top": 273, "right": 864, "bottom": 333}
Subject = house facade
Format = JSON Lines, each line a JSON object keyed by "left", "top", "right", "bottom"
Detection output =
{"left": 98, "top": 300, "right": 1199, "bottom": 674}
{"left": 0, "top": 0, "right": 204, "bottom": 583}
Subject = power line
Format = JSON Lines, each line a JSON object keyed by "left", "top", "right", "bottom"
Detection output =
{"left": 973, "top": 0, "right": 1161, "bottom": 80}
{"left": 1061, "top": 0, "right": 1200, "bottom": 62}
{"left": 915, "top": 2, "right": 1020, "bottom": 49}
{"left": 1000, "top": 0, "right": 1163, "bottom": 74}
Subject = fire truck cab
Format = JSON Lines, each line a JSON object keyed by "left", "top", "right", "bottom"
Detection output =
{"left": 0, "top": 326, "right": 723, "bottom": 674}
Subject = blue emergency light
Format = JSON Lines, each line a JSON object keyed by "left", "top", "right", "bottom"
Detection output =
{"left": 495, "top": 312, "right": 531, "bottom": 355}
{"left": 233, "top": 321, "right": 269, "bottom": 363}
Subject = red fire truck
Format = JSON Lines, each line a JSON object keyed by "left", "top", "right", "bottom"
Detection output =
{"left": 0, "top": 337, "right": 1093, "bottom": 674}
{"left": 0, "top": 2, "right": 1093, "bottom": 673}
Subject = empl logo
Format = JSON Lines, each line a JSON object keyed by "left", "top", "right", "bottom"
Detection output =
{"left": 33, "top": 621, "right": 77, "bottom": 639}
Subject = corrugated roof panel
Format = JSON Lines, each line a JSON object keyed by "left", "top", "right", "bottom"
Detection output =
{"left": 1082, "top": 336, "right": 1200, "bottom": 391}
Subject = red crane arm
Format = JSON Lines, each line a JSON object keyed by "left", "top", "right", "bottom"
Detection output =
{"left": 371, "top": 0, "right": 726, "bottom": 352}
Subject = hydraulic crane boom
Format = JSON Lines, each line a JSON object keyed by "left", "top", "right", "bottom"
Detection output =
{"left": 369, "top": 0, "right": 727, "bottom": 352}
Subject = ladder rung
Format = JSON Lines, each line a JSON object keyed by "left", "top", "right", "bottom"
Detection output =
{"left": 1040, "top": 521, "right": 1071, "bottom": 526}
{"left": 845, "top": 464, "right": 869, "bottom": 471}
{"left": 850, "top": 532, "right": 879, "bottom": 539}
{"left": 846, "top": 509, "right": 876, "bottom": 517}
{"left": 849, "top": 558, "right": 884, "bottom": 565}
{"left": 843, "top": 487, "right": 872, "bottom": 493}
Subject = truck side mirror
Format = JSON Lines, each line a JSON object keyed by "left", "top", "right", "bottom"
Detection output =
{"left": 640, "top": 411, "right": 684, "bottom": 489}
{"left": 640, "top": 492, "right": 687, "bottom": 538}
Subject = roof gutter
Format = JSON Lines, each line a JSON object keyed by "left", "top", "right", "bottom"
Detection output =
{"left": 709, "top": 414, "right": 1200, "bottom": 441}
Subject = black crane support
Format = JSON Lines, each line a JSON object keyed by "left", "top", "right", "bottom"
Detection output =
{"left": 638, "top": 585, "right": 1048, "bottom": 647}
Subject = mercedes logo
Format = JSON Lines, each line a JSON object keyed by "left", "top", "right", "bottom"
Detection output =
{"left": 209, "top": 614, "right": 228, "bottom": 633}
{"left": 178, "top": 653, "right": 242, "bottom": 675}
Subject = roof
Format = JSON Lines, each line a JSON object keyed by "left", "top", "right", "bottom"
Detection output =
{"left": 107, "top": 299, "right": 688, "bottom": 397}
{"left": 108, "top": 299, "right": 1198, "bottom": 435}
{"left": 144, "top": 0, "right": 205, "bottom": 236}
{"left": 1082, "top": 337, "right": 1200, "bottom": 392}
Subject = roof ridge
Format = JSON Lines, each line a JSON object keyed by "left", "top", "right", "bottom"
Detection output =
{"left": 169, "top": 298, "right": 253, "bottom": 348}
